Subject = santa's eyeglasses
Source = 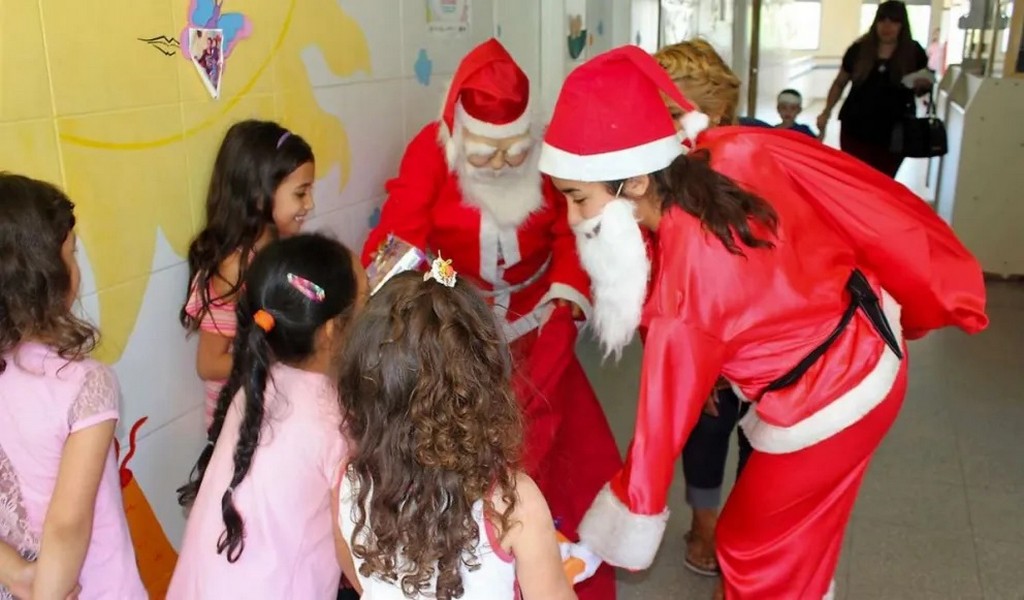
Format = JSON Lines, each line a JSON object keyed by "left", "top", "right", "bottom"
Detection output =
{"left": 463, "top": 138, "right": 533, "bottom": 168}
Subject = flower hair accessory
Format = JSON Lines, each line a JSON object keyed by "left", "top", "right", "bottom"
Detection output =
{"left": 424, "top": 255, "right": 457, "bottom": 288}
{"left": 253, "top": 309, "right": 276, "bottom": 332}
{"left": 287, "top": 273, "right": 325, "bottom": 302}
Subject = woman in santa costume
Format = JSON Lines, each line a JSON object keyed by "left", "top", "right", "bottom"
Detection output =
{"left": 539, "top": 45, "right": 988, "bottom": 599}
{"left": 362, "top": 38, "right": 621, "bottom": 599}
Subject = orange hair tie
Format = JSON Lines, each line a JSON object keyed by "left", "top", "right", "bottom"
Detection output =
{"left": 253, "top": 309, "right": 275, "bottom": 333}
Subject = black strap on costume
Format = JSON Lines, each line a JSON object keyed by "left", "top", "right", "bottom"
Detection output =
{"left": 764, "top": 269, "right": 903, "bottom": 393}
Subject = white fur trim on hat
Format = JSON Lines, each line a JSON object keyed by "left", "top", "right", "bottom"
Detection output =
{"left": 439, "top": 99, "right": 534, "bottom": 171}
{"left": 739, "top": 290, "right": 904, "bottom": 454}
{"left": 454, "top": 99, "right": 532, "bottom": 139}
{"left": 577, "top": 484, "right": 669, "bottom": 570}
{"left": 539, "top": 133, "right": 683, "bottom": 182}
{"left": 679, "top": 111, "right": 711, "bottom": 141}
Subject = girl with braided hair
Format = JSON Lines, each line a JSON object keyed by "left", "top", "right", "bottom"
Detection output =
{"left": 169, "top": 233, "right": 367, "bottom": 598}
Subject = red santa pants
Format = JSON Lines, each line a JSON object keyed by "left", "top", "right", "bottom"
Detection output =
{"left": 510, "top": 315, "right": 622, "bottom": 600}
{"left": 716, "top": 360, "right": 908, "bottom": 599}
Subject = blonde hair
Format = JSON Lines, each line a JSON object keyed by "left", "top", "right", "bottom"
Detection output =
{"left": 654, "top": 39, "right": 741, "bottom": 126}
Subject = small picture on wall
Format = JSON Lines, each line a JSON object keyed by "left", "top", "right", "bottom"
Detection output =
{"left": 189, "top": 27, "right": 224, "bottom": 99}
{"left": 566, "top": 0, "right": 588, "bottom": 61}
{"left": 426, "top": 0, "right": 471, "bottom": 35}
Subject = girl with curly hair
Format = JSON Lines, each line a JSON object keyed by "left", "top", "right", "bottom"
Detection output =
{"left": 334, "top": 266, "right": 575, "bottom": 600}
{"left": 169, "top": 233, "right": 366, "bottom": 598}
{"left": 0, "top": 173, "right": 146, "bottom": 599}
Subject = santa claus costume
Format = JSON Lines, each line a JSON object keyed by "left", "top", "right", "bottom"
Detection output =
{"left": 362, "top": 39, "right": 621, "bottom": 599}
{"left": 538, "top": 46, "right": 988, "bottom": 599}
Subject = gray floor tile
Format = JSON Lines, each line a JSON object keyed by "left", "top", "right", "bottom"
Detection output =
{"left": 852, "top": 476, "right": 972, "bottom": 534}
{"left": 974, "top": 537, "right": 1024, "bottom": 600}
{"left": 845, "top": 519, "right": 983, "bottom": 598}
{"left": 966, "top": 485, "right": 1024, "bottom": 543}
{"left": 844, "top": 580, "right": 982, "bottom": 600}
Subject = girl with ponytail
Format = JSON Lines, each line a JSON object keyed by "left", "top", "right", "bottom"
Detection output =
{"left": 168, "top": 233, "right": 367, "bottom": 599}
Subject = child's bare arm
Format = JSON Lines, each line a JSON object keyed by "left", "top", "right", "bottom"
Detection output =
{"left": 509, "top": 474, "right": 578, "bottom": 600}
{"left": 330, "top": 471, "right": 363, "bottom": 596}
{"left": 32, "top": 420, "right": 114, "bottom": 600}
{"left": 195, "top": 255, "right": 242, "bottom": 381}
{"left": 195, "top": 330, "right": 234, "bottom": 381}
{"left": 0, "top": 542, "right": 33, "bottom": 598}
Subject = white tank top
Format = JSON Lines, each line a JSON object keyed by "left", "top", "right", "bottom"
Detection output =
{"left": 338, "top": 475, "right": 519, "bottom": 599}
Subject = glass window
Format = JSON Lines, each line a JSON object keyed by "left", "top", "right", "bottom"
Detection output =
{"left": 779, "top": 0, "right": 823, "bottom": 51}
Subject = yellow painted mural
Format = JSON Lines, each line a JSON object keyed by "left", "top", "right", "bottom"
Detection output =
{"left": 1, "top": 0, "right": 371, "bottom": 362}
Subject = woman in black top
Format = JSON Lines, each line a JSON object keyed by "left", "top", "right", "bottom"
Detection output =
{"left": 817, "top": 1, "right": 933, "bottom": 177}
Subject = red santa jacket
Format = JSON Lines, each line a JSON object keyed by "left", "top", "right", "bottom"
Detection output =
{"left": 362, "top": 123, "right": 591, "bottom": 341}
{"left": 579, "top": 127, "right": 986, "bottom": 571}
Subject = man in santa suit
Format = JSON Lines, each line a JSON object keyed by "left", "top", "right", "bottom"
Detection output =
{"left": 538, "top": 46, "right": 988, "bottom": 598}
{"left": 362, "top": 38, "right": 621, "bottom": 599}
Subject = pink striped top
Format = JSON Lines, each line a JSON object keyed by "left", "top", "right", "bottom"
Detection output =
{"left": 185, "top": 276, "right": 237, "bottom": 428}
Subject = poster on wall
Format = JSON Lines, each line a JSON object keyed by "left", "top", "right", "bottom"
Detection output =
{"left": 427, "top": 0, "right": 471, "bottom": 35}
{"left": 188, "top": 27, "right": 224, "bottom": 98}
{"left": 566, "top": 0, "right": 588, "bottom": 61}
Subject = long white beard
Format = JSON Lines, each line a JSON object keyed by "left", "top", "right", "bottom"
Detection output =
{"left": 455, "top": 140, "right": 544, "bottom": 229}
{"left": 573, "top": 199, "right": 651, "bottom": 360}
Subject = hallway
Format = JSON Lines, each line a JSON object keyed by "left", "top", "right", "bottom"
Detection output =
{"left": 578, "top": 281, "right": 1024, "bottom": 599}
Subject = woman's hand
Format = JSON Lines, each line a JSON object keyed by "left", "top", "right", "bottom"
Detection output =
{"left": 702, "top": 393, "right": 719, "bottom": 417}
{"left": 555, "top": 299, "right": 584, "bottom": 320}
{"left": 816, "top": 110, "right": 831, "bottom": 133}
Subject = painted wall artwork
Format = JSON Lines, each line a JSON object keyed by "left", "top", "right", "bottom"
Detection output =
{"left": 0, "top": 0, "right": 496, "bottom": 596}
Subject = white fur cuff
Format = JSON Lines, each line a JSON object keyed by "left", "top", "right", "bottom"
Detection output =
{"left": 541, "top": 283, "right": 593, "bottom": 321}
{"left": 578, "top": 484, "right": 669, "bottom": 571}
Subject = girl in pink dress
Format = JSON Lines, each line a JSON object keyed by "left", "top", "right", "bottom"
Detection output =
{"left": 181, "top": 120, "right": 316, "bottom": 429}
{"left": 333, "top": 266, "right": 575, "bottom": 600}
{"left": 168, "top": 233, "right": 368, "bottom": 599}
{"left": 0, "top": 174, "right": 146, "bottom": 599}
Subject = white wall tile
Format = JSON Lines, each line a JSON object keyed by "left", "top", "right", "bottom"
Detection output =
{"left": 314, "top": 80, "right": 407, "bottom": 208}
{"left": 338, "top": 0, "right": 405, "bottom": 80}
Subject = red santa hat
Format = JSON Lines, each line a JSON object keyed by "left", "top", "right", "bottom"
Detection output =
{"left": 438, "top": 38, "right": 532, "bottom": 167}
{"left": 538, "top": 45, "right": 710, "bottom": 182}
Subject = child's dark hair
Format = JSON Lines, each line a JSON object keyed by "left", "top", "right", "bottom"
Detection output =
{"left": 777, "top": 88, "right": 803, "bottom": 104}
{"left": 605, "top": 150, "right": 779, "bottom": 256}
{"left": 337, "top": 271, "right": 523, "bottom": 600}
{"left": 176, "top": 233, "right": 358, "bottom": 562}
{"left": 0, "top": 173, "right": 96, "bottom": 375}
{"left": 180, "top": 119, "right": 314, "bottom": 333}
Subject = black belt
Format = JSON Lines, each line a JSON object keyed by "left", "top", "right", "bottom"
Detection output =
{"left": 764, "top": 270, "right": 903, "bottom": 393}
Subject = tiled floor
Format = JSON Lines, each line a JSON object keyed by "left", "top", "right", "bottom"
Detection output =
{"left": 577, "top": 281, "right": 1024, "bottom": 599}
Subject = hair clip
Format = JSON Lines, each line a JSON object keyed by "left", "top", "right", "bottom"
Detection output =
{"left": 424, "top": 255, "right": 457, "bottom": 288}
{"left": 287, "top": 273, "right": 325, "bottom": 302}
{"left": 253, "top": 309, "right": 276, "bottom": 332}
{"left": 276, "top": 131, "right": 291, "bottom": 149}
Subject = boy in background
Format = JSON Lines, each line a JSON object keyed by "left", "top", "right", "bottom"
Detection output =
{"left": 776, "top": 89, "right": 817, "bottom": 138}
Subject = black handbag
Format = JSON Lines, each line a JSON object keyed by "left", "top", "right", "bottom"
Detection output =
{"left": 890, "top": 90, "right": 948, "bottom": 158}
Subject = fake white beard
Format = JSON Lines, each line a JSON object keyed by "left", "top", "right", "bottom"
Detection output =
{"left": 573, "top": 199, "right": 651, "bottom": 360}
{"left": 454, "top": 135, "right": 544, "bottom": 229}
